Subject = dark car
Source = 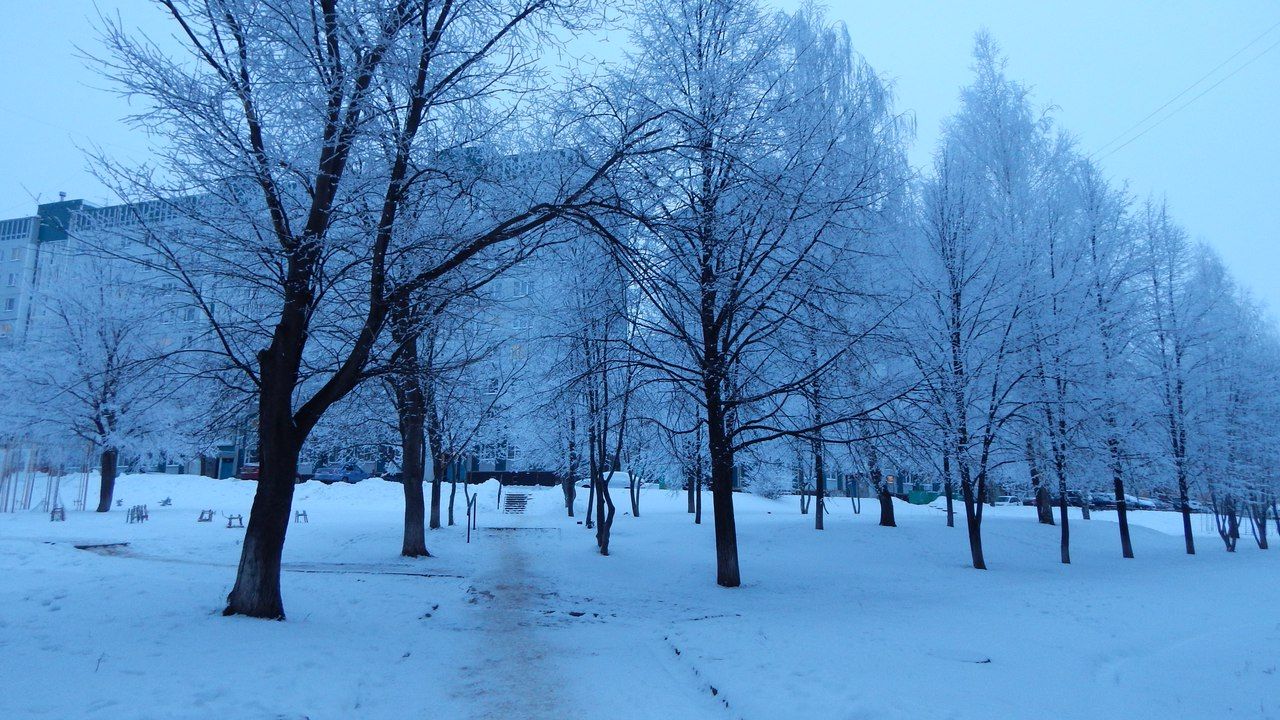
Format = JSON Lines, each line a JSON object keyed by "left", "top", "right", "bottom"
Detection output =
{"left": 237, "top": 463, "right": 260, "bottom": 481}
{"left": 1090, "top": 494, "right": 1118, "bottom": 510}
{"left": 313, "top": 463, "right": 370, "bottom": 484}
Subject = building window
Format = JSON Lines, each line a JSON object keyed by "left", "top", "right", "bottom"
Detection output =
{"left": 5, "top": 273, "right": 15, "bottom": 287}
{"left": 3, "top": 298, "right": 14, "bottom": 312}
{"left": 0, "top": 322, "right": 11, "bottom": 335}
{"left": 9, "top": 248, "right": 21, "bottom": 262}
{"left": 182, "top": 307, "right": 197, "bottom": 321}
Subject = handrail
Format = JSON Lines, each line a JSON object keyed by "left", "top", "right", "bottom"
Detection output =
{"left": 466, "top": 494, "right": 479, "bottom": 543}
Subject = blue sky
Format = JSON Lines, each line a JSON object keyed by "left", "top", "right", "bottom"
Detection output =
{"left": 2, "top": 1, "right": 1277, "bottom": 309}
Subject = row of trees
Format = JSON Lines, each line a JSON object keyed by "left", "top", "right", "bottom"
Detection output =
{"left": 1, "top": 0, "right": 1274, "bottom": 621}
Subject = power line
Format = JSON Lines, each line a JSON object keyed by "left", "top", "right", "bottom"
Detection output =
{"left": 1095, "top": 34, "right": 1280, "bottom": 162}
{"left": 1090, "top": 19, "right": 1280, "bottom": 160}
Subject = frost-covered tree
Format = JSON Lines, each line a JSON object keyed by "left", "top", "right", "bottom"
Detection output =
{"left": 580, "top": 0, "right": 906, "bottom": 586}
{"left": 96, "top": 0, "right": 656, "bottom": 619}
{"left": 906, "top": 34, "right": 1044, "bottom": 569}
{"left": 0, "top": 251, "right": 201, "bottom": 511}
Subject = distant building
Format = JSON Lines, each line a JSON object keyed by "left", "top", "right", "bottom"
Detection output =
{"left": 0, "top": 196, "right": 250, "bottom": 479}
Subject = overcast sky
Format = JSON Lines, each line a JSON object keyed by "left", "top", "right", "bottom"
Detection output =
{"left": 2, "top": 1, "right": 1277, "bottom": 309}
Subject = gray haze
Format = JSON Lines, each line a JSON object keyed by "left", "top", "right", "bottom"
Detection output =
{"left": 2, "top": 0, "right": 1277, "bottom": 309}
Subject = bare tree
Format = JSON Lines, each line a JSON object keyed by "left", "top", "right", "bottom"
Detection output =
{"left": 96, "top": 0, "right": 651, "bottom": 618}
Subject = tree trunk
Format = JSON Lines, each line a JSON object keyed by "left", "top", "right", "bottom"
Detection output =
{"left": 942, "top": 451, "right": 954, "bottom": 528}
{"left": 563, "top": 475, "right": 577, "bottom": 518}
{"left": 224, "top": 416, "right": 299, "bottom": 619}
{"left": 813, "top": 437, "right": 825, "bottom": 530}
{"left": 869, "top": 443, "right": 893, "bottom": 527}
{"left": 584, "top": 472, "right": 595, "bottom": 529}
{"left": 1178, "top": 471, "right": 1195, "bottom": 555}
{"left": 1213, "top": 495, "right": 1241, "bottom": 552}
{"left": 424, "top": 387, "right": 445, "bottom": 532}
{"left": 565, "top": 412, "right": 579, "bottom": 517}
{"left": 1248, "top": 502, "right": 1269, "bottom": 550}
{"left": 686, "top": 467, "right": 695, "bottom": 514}
{"left": 391, "top": 329, "right": 430, "bottom": 557}
{"left": 1026, "top": 437, "right": 1053, "bottom": 525}
{"left": 401, "top": 476, "right": 429, "bottom": 557}
{"left": 95, "top": 447, "right": 118, "bottom": 513}
{"left": 447, "top": 476, "right": 457, "bottom": 527}
{"left": 1058, "top": 490, "right": 1071, "bottom": 565}
{"left": 945, "top": 479, "right": 954, "bottom": 528}
{"left": 629, "top": 478, "right": 641, "bottom": 517}
{"left": 695, "top": 470, "right": 703, "bottom": 525}
{"left": 595, "top": 473, "right": 616, "bottom": 556}
{"left": 1113, "top": 477, "right": 1134, "bottom": 559}
{"left": 429, "top": 462, "right": 443, "bottom": 530}
{"left": 961, "top": 473, "right": 986, "bottom": 570}
{"left": 1034, "top": 486, "right": 1053, "bottom": 525}
{"left": 706, "top": 408, "right": 739, "bottom": 587}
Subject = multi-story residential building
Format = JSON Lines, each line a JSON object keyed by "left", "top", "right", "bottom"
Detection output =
{"left": 0, "top": 197, "right": 86, "bottom": 344}
{"left": 0, "top": 196, "right": 252, "bottom": 479}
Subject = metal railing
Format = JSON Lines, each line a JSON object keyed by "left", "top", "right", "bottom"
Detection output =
{"left": 466, "top": 494, "right": 479, "bottom": 543}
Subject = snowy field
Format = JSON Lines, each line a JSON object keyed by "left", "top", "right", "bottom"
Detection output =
{"left": 1, "top": 474, "right": 1276, "bottom": 720}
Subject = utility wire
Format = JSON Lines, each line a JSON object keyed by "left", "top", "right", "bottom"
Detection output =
{"left": 1090, "top": 19, "right": 1280, "bottom": 159}
{"left": 1095, "top": 34, "right": 1280, "bottom": 162}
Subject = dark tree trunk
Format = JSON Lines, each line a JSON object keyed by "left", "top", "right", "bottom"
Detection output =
{"left": 423, "top": 364, "right": 445, "bottom": 532}
{"left": 686, "top": 466, "right": 695, "bottom": 514}
{"left": 1113, "top": 477, "right": 1134, "bottom": 559}
{"left": 942, "top": 451, "right": 954, "bottom": 527}
{"left": 595, "top": 473, "right": 616, "bottom": 555}
{"left": 695, "top": 470, "right": 703, "bottom": 525}
{"left": 1026, "top": 437, "right": 1053, "bottom": 525}
{"left": 565, "top": 411, "right": 579, "bottom": 517}
{"left": 869, "top": 443, "right": 893, "bottom": 527}
{"left": 563, "top": 476, "right": 577, "bottom": 518}
{"left": 813, "top": 436, "right": 825, "bottom": 530}
{"left": 429, "top": 462, "right": 443, "bottom": 530}
{"left": 629, "top": 477, "right": 641, "bottom": 517}
{"left": 798, "top": 457, "right": 810, "bottom": 515}
{"left": 584, "top": 472, "right": 595, "bottom": 530}
{"left": 1178, "top": 471, "right": 1195, "bottom": 555}
{"left": 1213, "top": 494, "right": 1240, "bottom": 552}
{"left": 706, "top": 404, "right": 739, "bottom": 586}
{"left": 447, "top": 476, "right": 457, "bottom": 527}
{"left": 1035, "top": 486, "right": 1054, "bottom": 525}
{"left": 1247, "top": 502, "right": 1269, "bottom": 550}
{"left": 1058, "top": 490, "right": 1071, "bottom": 564}
{"left": 390, "top": 320, "right": 430, "bottom": 558}
{"left": 961, "top": 473, "right": 986, "bottom": 570}
{"left": 224, "top": 409, "right": 299, "bottom": 619}
{"left": 945, "top": 479, "right": 955, "bottom": 528}
{"left": 400, "top": 476, "right": 429, "bottom": 557}
{"left": 95, "top": 447, "right": 118, "bottom": 513}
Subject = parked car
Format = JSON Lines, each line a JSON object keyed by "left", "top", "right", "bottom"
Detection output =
{"left": 1131, "top": 496, "right": 1160, "bottom": 511}
{"left": 236, "top": 463, "right": 260, "bottom": 481}
{"left": 1046, "top": 492, "right": 1088, "bottom": 508}
{"left": 313, "top": 463, "right": 370, "bottom": 484}
{"left": 1090, "top": 494, "right": 1117, "bottom": 510}
{"left": 993, "top": 495, "right": 1022, "bottom": 507}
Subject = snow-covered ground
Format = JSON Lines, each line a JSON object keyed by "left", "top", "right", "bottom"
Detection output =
{"left": 1, "top": 474, "right": 1276, "bottom": 719}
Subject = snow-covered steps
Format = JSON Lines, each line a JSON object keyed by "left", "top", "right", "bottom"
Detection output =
{"left": 502, "top": 491, "right": 530, "bottom": 514}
